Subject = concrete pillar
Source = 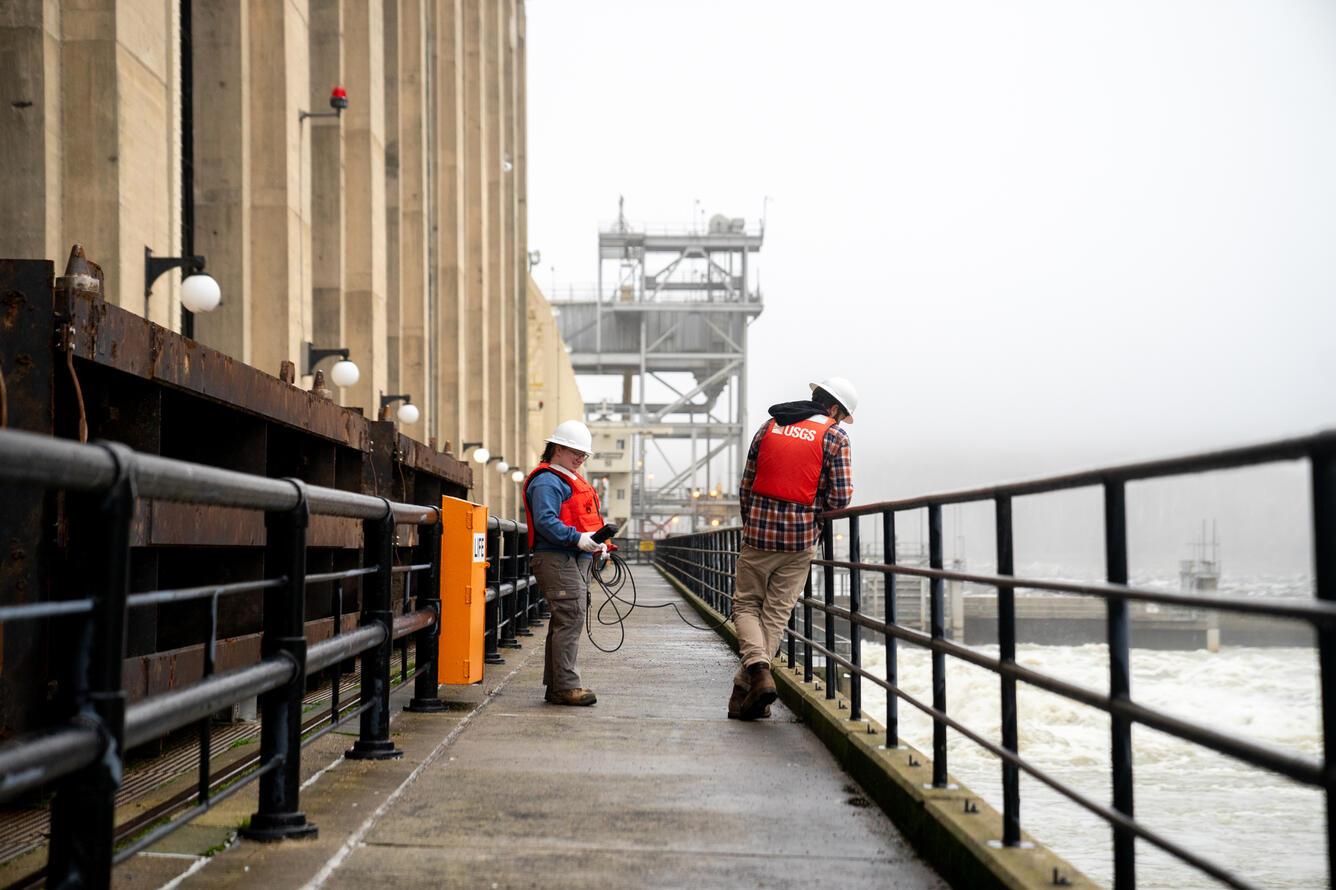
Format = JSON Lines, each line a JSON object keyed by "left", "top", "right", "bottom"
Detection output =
{"left": 308, "top": 0, "right": 346, "bottom": 387}
{"left": 247, "top": 0, "right": 309, "bottom": 379}
{"left": 383, "top": 0, "right": 401, "bottom": 401}
{"left": 59, "top": 0, "right": 181, "bottom": 320}
{"left": 482, "top": 0, "right": 503, "bottom": 514}
{"left": 497, "top": 0, "right": 516, "bottom": 518}
{"left": 432, "top": 0, "right": 466, "bottom": 456}
{"left": 510, "top": 1, "right": 530, "bottom": 474}
{"left": 193, "top": 0, "right": 253, "bottom": 362}
{"left": 462, "top": 0, "right": 490, "bottom": 506}
{"left": 0, "top": 1, "right": 62, "bottom": 261}
{"left": 391, "top": 0, "right": 430, "bottom": 439}
{"left": 341, "top": 0, "right": 387, "bottom": 417}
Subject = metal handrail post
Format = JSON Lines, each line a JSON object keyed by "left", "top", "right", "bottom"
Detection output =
{"left": 823, "top": 520, "right": 836, "bottom": 699}
{"left": 511, "top": 525, "right": 533, "bottom": 636}
{"left": 729, "top": 528, "right": 740, "bottom": 617}
{"left": 406, "top": 517, "right": 447, "bottom": 712}
{"left": 484, "top": 525, "right": 505, "bottom": 664}
{"left": 849, "top": 518, "right": 862, "bottom": 720}
{"left": 346, "top": 506, "right": 403, "bottom": 760}
{"left": 497, "top": 524, "right": 520, "bottom": 649}
{"left": 929, "top": 503, "right": 948, "bottom": 788}
{"left": 47, "top": 442, "right": 135, "bottom": 888}
{"left": 243, "top": 478, "right": 318, "bottom": 839}
{"left": 1105, "top": 480, "right": 1134, "bottom": 889}
{"left": 1312, "top": 445, "right": 1336, "bottom": 890}
{"left": 996, "top": 495, "right": 1021, "bottom": 846}
{"left": 803, "top": 573, "right": 814, "bottom": 683}
{"left": 883, "top": 509, "right": 899, "bottom": 747}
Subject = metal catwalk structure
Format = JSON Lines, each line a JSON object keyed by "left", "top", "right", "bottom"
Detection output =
{"left": 553, "top": 201, "right": 763, "bottom": 537}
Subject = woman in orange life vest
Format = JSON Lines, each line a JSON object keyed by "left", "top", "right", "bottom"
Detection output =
{"left": 729, "top": 377, "right": 857, "bottom": 720}
{"left": 521, "top": 420, "right": 607, "bottom": 706}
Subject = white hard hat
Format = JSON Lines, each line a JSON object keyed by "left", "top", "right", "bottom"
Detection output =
{"left": 546, "top": 419, "right": 593, "bottom": 454}
{"left": 810, "top": 377, "right": 858, "bottom": 423}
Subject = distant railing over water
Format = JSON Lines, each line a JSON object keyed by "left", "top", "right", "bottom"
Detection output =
{"left": 656, "top": 429, "right": 1336, "bottom": 890}
{"left": 0, "top": 427, "right": 537, "bottom": 887}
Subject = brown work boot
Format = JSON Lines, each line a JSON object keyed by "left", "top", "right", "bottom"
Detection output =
{"left": 740, "top": 662, "right": 777, "bottom": 719}
{"left": 728, "top": 683, "right": 770, "bottom": 720}
{"left": 546, "top": 687, "right": 597, "bottom": 706}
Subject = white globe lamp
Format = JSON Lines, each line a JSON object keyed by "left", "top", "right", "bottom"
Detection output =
{"left": 397, "top": 402, "right": 420, "bottom": 424}
{"left": 471, "top": 447, "right": 490, "bottom": 464}
{"left": 180, "top": 274, "right": 221, "bottom": 313}
{"left": 511, "top": 469, "right": 524, "bottom": 483}
{"left": 495, "top": 460, "right": 509, "bottom": 474}
{"left": 329, "top": 359, "right": 360, "bottom": 388}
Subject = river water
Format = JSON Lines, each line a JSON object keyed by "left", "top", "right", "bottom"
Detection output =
{"left": 854, "top": 640, "right": 1324, "bottom": 889}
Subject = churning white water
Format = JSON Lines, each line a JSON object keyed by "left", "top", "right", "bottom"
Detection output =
{"left": 854, "top": 641, "right": 1323, "bottom": 889}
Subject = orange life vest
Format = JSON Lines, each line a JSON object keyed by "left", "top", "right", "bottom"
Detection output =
{"left": 751, "top": 415, "right": 834, "bottom": 506}
{"left": 522, "top": 462, "right": 604, "bottom": 549}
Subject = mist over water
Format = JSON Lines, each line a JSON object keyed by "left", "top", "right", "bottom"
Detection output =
{"left": 856, "top": 639, "right": 1323, "bottom": 889}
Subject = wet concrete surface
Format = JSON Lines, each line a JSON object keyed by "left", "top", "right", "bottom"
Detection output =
{"left": 154, "top": 566, "right": 950, "bottom": 889}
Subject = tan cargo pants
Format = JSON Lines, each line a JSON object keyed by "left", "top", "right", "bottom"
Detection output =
{"left": 531, "top": 551, "right": 592, "bottom": 691}
{"left": 731, "top": 543, "right": 817, "bottom": 688}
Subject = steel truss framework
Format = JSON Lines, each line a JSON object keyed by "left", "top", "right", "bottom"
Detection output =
{"left": 554, "top": 202, "right": 763, "bottom": 537}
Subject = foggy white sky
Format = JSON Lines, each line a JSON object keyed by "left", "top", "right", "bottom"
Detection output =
{"left": 526, "top": 1, "right": 1336, "bottom": 570}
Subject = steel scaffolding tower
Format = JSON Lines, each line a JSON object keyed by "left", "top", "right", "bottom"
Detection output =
{"left": 553, "top": 200, "right": 763, "bottom": 538}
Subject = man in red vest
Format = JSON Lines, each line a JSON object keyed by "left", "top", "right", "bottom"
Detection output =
{"left": 729, "top": 377, "right": 856, "bottom": 720}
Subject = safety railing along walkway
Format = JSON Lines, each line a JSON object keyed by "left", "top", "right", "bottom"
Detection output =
{"left": 657, "top": 430, "right": 1336, "bottom": 890}
{"left": 0, "top": 427, "right": 537, "bottom": 888}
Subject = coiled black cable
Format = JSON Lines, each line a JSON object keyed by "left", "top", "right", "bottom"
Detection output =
{"left": 585, "top": 550, "right": 730, "bottom": 653}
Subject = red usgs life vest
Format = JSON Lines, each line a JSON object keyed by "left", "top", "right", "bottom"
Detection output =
{"left": 522, "top": 462, "right": 604, "bottom": 549}
{"left": 751, "top": 415, "right": 835, "bottom": 506}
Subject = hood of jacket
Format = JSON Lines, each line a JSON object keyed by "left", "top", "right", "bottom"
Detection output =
{"left": 768, "top": 400, "right": 825, "bottom": 427}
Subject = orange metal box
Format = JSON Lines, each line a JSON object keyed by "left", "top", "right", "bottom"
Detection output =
{"left": 438, "top": 496, "right": 488, "bottom": 685}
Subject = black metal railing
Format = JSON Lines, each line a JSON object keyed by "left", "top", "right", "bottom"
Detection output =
{"left": 656, "top": 430, "right": 1336, "bottom": 890}
{"left": 485, "top": 516, "right": 543, "bottom": 665}
{"left": 0, "top": 427, "right": 535, "bottom": 886}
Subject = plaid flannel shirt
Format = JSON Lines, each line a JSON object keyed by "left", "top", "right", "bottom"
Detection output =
{"left": 739, "top": 416, "right": 852, "bottom": 551}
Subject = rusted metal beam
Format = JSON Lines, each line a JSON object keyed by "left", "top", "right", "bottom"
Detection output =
{"left": 64, "top": 289, "right": 371, "bottom": 451}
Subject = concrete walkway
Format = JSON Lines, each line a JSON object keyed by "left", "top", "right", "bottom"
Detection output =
{"left": 125, "top": 566, "right": 948, "bottom": 890}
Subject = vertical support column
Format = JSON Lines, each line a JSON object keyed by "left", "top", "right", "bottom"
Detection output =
{"left": 848, "top": 518, "right": 862, "bottom": 721}
{"left": 243, "top": 479, "right": 317, "bottom": 840}
{"left": 342, "top": 0, "right": 388, "bottom": 412}
{"left": 1312, "top": 443, "right": 1336, "bottom": 890}
{"left": 433, "top": 0, "right": 467, "bottom": 449}
{"left": 407, "top": 514, "right": 446, "bottom": 712}
{"left": 193, "top": 0, "right": 253, "bottom": 361}
{"left": 928, "top": 503, "right": 948, "bottom": 788}
{"left": 482, "top": 0, "right": 503, "bottom": 516}
{"left": 462, "top": 0, "right": 489, "bottom": 505}
{"left": 347, "top": 504, "right": 403, "bottom": 760}
{"left": 1104, "top": 479, "right": 1134, "bottom": 890}
{"left": 397, "top": 0, "right": 431, "bottom": 437}
{"left": 309, "top": 0, "right": 346, "bottom": 382}
{"left": 248, "top": 0, "right": 306, "bottom": 378}
{"left": 822, "top": 519, "right": 836, "bottom": 699}
{"left": 996, "top": 495, "right": 1021, "bottom": 846}
{"left": 46, "top": 443, "right": 135, "bottom": 887}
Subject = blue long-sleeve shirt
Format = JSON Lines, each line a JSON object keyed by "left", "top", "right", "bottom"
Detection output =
{"left": 525, "top": 468, "right": 593, "bottom": 558}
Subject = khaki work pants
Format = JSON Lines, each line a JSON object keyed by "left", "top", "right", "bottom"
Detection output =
{"left": 531, "top": 550, "right": 592, "bottom": 691}
{"left": 731, "top": 543, "right": 817, "bottom": 688}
